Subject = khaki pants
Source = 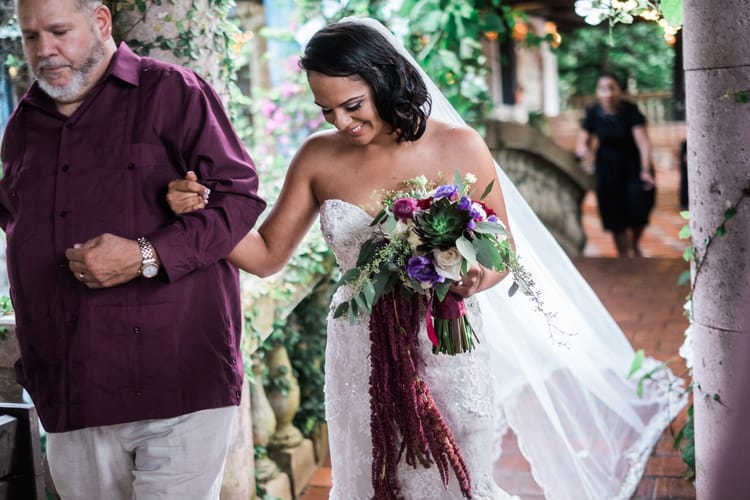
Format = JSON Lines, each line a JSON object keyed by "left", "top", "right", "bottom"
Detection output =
{"left": 46, "top": 406, "right": 236, "bottom": 500}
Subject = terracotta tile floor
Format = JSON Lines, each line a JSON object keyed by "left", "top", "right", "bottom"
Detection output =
{"left": 299, "top": 165, "right": 695, "bottom": 500}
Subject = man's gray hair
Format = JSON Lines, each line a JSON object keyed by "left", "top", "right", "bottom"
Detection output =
{"left": 74, "top": 0, "right": 104, "bottom": 12}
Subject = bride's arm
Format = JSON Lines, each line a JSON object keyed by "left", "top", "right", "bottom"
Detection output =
{"left": 167, "top": 142, "right": 321, "bottom": 277}
{"left": 228, "top": 165, "right": 319, "bottom": 276}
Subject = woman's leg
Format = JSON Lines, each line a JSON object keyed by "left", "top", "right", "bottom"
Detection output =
{"left": 631, "top": 226, "right": 645, "bottom": 256}
{"left": 612, "top": 230, "right": 630, "bottom": 257}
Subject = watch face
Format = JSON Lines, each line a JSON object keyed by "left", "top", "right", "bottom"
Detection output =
{"left": 142, "top": 263, "right": 159, "bottom": 278}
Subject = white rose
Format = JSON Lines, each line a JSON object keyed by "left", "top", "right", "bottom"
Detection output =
{"left": 464, "top": 173, "right": 477, "bottom": 184}
{"left": 433, "top": 247, "right": 463, "bottom": 282}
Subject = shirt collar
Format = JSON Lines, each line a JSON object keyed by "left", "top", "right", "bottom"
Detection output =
{"left": 107, "top": 42, "right": 141, "bottom": 87}
{"left": 20, "top": 42, "right": 141, "bottom": 110}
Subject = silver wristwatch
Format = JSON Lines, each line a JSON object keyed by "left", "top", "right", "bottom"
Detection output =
{"left": 137, "top": 237, "right": 159, "bottom": 278}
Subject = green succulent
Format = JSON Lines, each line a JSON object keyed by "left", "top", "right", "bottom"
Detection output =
{"left": 414, "top": 198, "right": 471, "bottom": 249}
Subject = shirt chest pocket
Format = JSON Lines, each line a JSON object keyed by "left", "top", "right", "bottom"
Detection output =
{"left": 93, "top": 143, "right": 176, "bottom": 171}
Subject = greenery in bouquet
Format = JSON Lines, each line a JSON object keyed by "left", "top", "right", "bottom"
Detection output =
{"left": 333, "top": 170, "right": 534, "bottom": 355}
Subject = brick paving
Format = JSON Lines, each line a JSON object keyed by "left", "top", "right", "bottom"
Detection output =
{"left": 299, "top": 161, "right": 695, "bottom": 500}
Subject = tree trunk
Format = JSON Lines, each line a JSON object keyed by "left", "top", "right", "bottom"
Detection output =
{"left": 684, "top": 1, "right": 750, "bottom": 498}
{"left": 109, "top": 0, "right": 235, "bottom": 99}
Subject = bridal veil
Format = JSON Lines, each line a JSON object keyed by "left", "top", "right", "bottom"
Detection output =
{"left": 338, "top": 16, "right": 687, "bottom": 500}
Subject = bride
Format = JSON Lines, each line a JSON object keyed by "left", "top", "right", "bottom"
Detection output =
{"left": 167, "top": 17, "right": 685, "bottom": 500}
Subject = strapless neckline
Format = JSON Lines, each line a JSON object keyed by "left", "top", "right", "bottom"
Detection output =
{"left": 321, "top": 198, "right": 378, "bottom": 219}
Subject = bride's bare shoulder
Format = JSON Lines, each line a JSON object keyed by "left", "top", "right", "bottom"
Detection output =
{"left": 426, "top": 119, "right": 489, "bottom": 155}
{"left": 289, "top": 129, "right": 345, "bottom": 166}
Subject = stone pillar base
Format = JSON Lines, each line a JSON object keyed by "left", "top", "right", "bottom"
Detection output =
{"left": 269, "top": 438, "right": 316, "bottom": 498}
{"left": 260, "top": 471, "right": 292, "bottom": 500}
{"left": 311, "top": 422, "right": 329, "bottom": 466}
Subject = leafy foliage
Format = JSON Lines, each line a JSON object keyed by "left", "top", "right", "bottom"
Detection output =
{"left": 299, "top": 0, "right": 552, "bottom": 127}
{"left": 556, "top": 22, "right": 674, "bottom": 104}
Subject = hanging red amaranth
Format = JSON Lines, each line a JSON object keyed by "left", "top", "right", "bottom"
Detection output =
{"left": 368, "top": 290, "right": 473, "bottom": 499}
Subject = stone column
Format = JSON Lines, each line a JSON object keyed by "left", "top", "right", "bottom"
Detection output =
{"left": 683, "top": 1, "right": 750, "bottom": 498}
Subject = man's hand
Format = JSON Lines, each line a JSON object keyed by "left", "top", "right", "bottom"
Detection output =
{"left": 65, "top": 233, "right": 142, "bottom": 288}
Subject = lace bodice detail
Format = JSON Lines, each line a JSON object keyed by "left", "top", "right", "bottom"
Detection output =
{"left": 319, "top": 199, "right": 376, "bottom": 272}
{"left": 319, "top": 199, "right": 515, "bottom": 500}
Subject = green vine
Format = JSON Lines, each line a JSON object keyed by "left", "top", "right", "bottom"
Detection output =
{"left": 723, "top": 87, "right": 750, "bottom": 104}
{"left": 0, "top": 295, "right": 13, "bottom": 341}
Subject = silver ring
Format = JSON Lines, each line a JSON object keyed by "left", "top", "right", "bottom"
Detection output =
{"left": 78, "top": 272, "right": 85, "bottom": 280}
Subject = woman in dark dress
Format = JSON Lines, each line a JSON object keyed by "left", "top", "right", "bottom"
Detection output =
{"left": 576, "top": 71, "right": 656, "bottom": 257}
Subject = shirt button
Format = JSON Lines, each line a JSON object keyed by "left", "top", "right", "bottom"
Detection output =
{"left": 59, "top": 210, "right": 68, "bottom": 218}
{"left": 10, "top": 190, "right": 16, "bottom": 198}
{"left": 231, "top": 356, "right": 237, "bottom": 365}
{"left": 61, "top": 164, "right": 70, "bottom": 172}
{"left": 234, "top": 391, "right": 241, "bottom": 400}
{"left": 65, "top": 122, "right": 73, "bottom": 129}
{"left": 135, "top": 391, "right": 142, "bottom": 397}
{"left": 133, "top": 327, "right": 141, "bottom": 334}
{"left": 127, "top": 163, "right": 135, "bottom": 170}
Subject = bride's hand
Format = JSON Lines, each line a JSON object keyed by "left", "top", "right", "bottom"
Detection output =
{"left": 166, "top": 171, "right": 210, "bottom": 214}
{"left": 451, "top": 265, "right": 485, "bottom": 298}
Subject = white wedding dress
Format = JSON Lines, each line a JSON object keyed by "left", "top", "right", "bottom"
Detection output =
{"left": 321, "top": 198, "right": 516, "bottom": 500}
{"left": 311, "top": 16, "right": 686, "bottom": 500}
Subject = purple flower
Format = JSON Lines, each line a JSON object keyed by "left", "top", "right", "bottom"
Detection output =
{"left": 406, "top": 256, "right": 445, "bottom": 286}
{"left": 458, "top": 195, "right": 472, "bottom": 211}
{"left": 392, "top": 197, "right": 419, "bottom": 222}
{"left": 433, "top": 184, "right": 458, "bottom": 201}
{"left": 488, "top": 215, "right": 498, "bottom": 223}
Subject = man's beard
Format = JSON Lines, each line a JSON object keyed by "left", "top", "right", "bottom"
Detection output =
{"left": 34, "top": 35, "right": 105, "bottom": 103}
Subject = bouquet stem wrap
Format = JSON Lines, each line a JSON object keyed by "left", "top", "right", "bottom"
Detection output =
{"left": 427, "top": 292, "right": 478, "bottom": 355}
{"left": 368, "top": 290, "right": 473, "bottom": 499}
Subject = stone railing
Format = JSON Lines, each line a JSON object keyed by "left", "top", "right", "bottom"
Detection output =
{"left": 485, "top": 119, "right": 593, "bottom": 256}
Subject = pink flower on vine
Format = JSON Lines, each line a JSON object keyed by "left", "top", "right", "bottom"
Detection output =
{"left": 279, "top": 81, "right": 300, "bottom": 98}
{"left": 261, "top": 98, "right": 277, "bottom": 118}
{"left": 266, "top": 108, "right": 290, "bottom": 134}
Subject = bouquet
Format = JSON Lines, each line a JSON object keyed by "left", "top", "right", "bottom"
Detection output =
{"left": 333, "top": 170, "right": 528, "bottom": 355}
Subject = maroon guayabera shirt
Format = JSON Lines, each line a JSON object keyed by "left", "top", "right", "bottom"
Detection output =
{"left": 0, "top": 44, "right": 266, "bottom": 432}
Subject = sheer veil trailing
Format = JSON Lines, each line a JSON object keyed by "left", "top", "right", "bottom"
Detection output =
{"left": 340, "top": 16, "right": 687, "bottom": 500}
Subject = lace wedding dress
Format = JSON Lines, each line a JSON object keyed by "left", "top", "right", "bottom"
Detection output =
{"left": 321, "top": 199, "right": 517, "bottom": 500}
{"left": 310, "top": 16, "right": 686, "bottom": 500}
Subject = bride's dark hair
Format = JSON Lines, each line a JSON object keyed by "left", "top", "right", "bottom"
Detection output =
{"left": 300, "top": 21, "right": 432, "bottom": 143}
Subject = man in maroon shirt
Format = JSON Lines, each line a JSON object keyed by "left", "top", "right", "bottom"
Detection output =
{"left": 1, "top": 0, "right": 266, "bottom": 497}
